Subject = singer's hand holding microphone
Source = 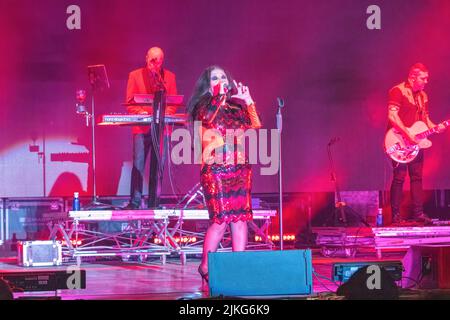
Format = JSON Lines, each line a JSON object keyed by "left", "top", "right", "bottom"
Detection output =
{"left": 211, "top": 81, "right": 229, "bottom": 96}
{"left": 209, "top": 81, "right": 227, "bottom": 107}
{"left": 212, "top": 80, "right": 254, "bottom": 105}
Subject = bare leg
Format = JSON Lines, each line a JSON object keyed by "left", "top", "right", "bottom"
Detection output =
{"left": 230, "top": 220, "right": 248, "bottom": 252}
{"left": 199, "top": 222, "right": 228, "bottom": 273}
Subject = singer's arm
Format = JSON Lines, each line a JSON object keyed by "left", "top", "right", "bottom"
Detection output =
{"left": 241, "top": 88, "right": 261, "bottom": 129}
{"left": 231, "top": 80, "right": 261, "bottom": 128}
{"left": 247, "top": 102, "right": 262, "bottom": 129}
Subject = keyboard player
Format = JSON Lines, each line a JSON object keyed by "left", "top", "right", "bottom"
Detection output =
{"left": 124, "top": 47, "right": 178, "bottom": 209}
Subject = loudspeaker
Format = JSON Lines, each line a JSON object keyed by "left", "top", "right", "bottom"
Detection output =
{"left": 208, "top": 250, "right": 313, "bottom": 297}
{"left": 336, "top": 265, "right": 399, "bottom": 300}
{"left": 402, "top": 245, "right": 450, "bottom": 289}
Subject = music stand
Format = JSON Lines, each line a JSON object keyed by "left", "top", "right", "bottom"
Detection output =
{"left": 88, "top": 64, "right": 110, "bottom": 91}
{"left": 84, "top": 65, "right": 115, "bottom": 209}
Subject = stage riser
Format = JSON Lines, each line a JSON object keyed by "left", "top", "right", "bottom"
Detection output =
{"left": 1, "top": 191, "right": 450, "bottom": 246}
{"left": 0, "top": 197, "right": 275, "bottom": 253}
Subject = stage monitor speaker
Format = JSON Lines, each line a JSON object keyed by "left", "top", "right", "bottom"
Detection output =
{"left": 336, "top": 265, "right": 399, "bottom": 300}
{"left": 208, "top": 250, "right": 313, "bottom": 297}
{"left": 402, "top": 245, "right": 450, "bottom": 289}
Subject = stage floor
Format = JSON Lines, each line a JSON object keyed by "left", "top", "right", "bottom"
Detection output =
{"left": 0, "top": 248, "right": 416, "bottom": 300}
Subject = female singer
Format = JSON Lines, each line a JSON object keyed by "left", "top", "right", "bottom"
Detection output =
{"left": 187, "top": 66, "right": 262, "bottom": 283}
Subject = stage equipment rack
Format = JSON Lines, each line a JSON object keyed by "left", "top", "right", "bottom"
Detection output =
{"left": 48, "top": 209, "right": 276, "bottom": 264}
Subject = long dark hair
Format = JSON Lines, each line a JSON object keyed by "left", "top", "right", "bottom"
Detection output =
{"left": 186, "top": 65, "right": 236, "bottom": 122}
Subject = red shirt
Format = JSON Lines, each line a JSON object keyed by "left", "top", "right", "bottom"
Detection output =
{"left": 125, "top": 67, "right": 178, "bottom": 134}
{"left": 388, "top": 81, "right": 429, "bottom": 129}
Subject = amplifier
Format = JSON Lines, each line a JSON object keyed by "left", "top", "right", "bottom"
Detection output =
{"left": 5, "top": 198, "right": 65, "bottom": 241}
{"left": 0, "top": 270, "right": 86, "bottom": 292}
{"left": 333, "top": 261, "right": 403, "bottom": 283}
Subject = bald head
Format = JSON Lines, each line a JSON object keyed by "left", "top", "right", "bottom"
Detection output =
{"left": 146, "top": 47, "right": 164, "bottom": 72}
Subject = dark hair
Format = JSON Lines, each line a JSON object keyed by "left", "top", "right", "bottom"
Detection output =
{"left": 186, "top": 65, "right": 235, "bottom": 122}
{"left": 409, "top": 63, "right": 428, "bottom": 78}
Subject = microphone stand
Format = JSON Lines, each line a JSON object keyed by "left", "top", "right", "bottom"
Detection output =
{"left": 148, "top": 69, "right": 168, "bottom": 208}
{"left": 89, "top": 94, "right": 100, "bottom": 205}
{"left": 326, "top": 138, "right": 369, "bottom": 227}
{"left": 276, "top": 98, "right": 285, "bottom": 250}
{"left": 83, "top": 65, "right": 116, "bottom": 210}
{"left": 327, "top": 139, "right": 347, "bottom": 225}
{"left": 83, "top": 92, "right": 115, "bottom": 210}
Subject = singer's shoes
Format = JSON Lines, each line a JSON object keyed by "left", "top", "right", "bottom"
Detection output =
{"left": 198, "top": 266, "right": 209, "bottom": 284}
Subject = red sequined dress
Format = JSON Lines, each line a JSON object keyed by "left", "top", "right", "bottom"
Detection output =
{"left": 194, "top": 95, "right": 260, "bottom": 224}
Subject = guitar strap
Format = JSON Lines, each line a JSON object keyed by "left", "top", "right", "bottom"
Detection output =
{"left": 413, "top": 91, "right": 425, "bottom": 121}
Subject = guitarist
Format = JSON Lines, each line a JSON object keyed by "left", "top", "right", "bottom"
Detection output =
{"left": 387, "top": 63, "right": 445, "bottom": 225}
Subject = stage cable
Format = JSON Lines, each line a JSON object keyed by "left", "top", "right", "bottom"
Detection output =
{"left": 167, "top": 122, "right": 182, "bottom": 205}
{"left": 312, "top": 269, "right": 339, "bottom": 292}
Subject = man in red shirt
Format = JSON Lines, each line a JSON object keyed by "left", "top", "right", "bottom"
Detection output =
{"left": 124, "top": 47, "right": 177, "bottom": 209}
{"left": 387, "top": 63, "right": 445, "bottom": 225}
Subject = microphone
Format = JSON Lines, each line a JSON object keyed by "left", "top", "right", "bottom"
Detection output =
{"left": 276, "top": 97, "right": 284, "bottom": 131}
{"left": 224, "top": 84, "right": 238, "bottom": 95}
{"left": 277, "top": 97, "right": 285, "bottom": 109}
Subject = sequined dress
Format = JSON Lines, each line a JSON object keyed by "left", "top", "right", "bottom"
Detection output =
{"left": 194, "top": 95, "right": 257, "bottom": 224}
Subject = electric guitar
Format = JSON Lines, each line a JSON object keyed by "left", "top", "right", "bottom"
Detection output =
{"left": 384, "top": 119, "right": 449, "bottom": 163}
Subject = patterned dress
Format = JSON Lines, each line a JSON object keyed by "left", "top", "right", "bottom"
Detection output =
{"left": 194, "top": 95, "right": 257, "bottom": 224}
